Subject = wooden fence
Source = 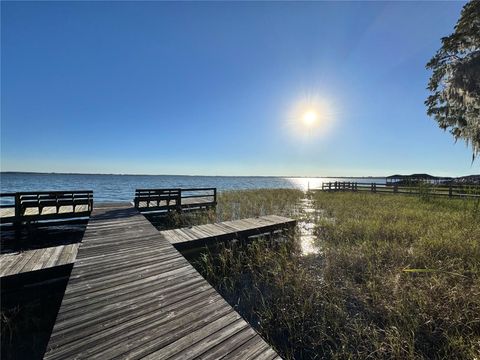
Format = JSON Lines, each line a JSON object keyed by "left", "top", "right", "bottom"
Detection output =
{"left": 318, "top": 182, "right": 480, "bottom": 198}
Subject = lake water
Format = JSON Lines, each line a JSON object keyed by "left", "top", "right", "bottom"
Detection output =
{"left": 0, "top": 173, "right": 385, "bottom": 203}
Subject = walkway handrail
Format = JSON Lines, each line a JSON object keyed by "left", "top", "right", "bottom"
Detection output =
{"left": 318, "top": 182, "right": 480, "bottom": 198}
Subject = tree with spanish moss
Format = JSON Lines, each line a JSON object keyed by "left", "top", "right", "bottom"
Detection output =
{"left": 426, "top": 0, "right": 480, "bottom": 159}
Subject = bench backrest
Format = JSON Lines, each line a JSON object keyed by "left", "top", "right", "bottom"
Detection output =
{"left": 133, "top": 188, "right": 217, "bottom": 209}
{"left": 17, "top": 191, "right": 93, "bottom": 206}
{"left": 134, "top": 188, "right": 181, "bottom": 207}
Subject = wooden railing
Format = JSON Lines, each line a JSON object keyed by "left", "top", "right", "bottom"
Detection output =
{"left": 134, "top": 188, "right": 182, "bottom": 210}
{"left": 134, "top": 187, "right": 217, "bottom": 212}
{"left": 0, "top": 190, "right": 94, "bottom": 224}
{"left": 1, "top": 193, "right": 17, "bottom": 222}
{"left": 319, "top": 182, "right": 480, "bottom": 198}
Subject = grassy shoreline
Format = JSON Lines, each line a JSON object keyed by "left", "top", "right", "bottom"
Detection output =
{"left": 2, "top": 189, "right": 479, "bottom": 359}
{"left": 191, "top": 189, "right": 480, "bottom": 359}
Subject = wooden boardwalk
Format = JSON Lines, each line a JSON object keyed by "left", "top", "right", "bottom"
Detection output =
{"left": 45, "top": 204, "right": 284, "bottom": 359}
{"left": 0, "top": 244, "right": 79, "bottom": 278}
{"left": 161, "top": 215, "right": 296, "bottom": 249}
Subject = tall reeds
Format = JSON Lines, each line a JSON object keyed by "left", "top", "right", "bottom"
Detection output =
{"left": 191, "top": 190, "right": 480, "bottom": 359}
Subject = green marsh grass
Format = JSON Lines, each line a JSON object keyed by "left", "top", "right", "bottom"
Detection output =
{"left": 148, "top": 188, "right": 304, "bottom": 229}
{"left": 189, "top": 190, "right": 480, "bottom": 359}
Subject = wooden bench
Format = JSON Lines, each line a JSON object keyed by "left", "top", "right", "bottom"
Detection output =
{"left": 134, "top": 189, "right": 181, "bottom": 210}
{"left": 134, "top": 188, "right": 216, "bottom": 212}
{"left": 0, "top": 190, "right": 93, "bottom": 224}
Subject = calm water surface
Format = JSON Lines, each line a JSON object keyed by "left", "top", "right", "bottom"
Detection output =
{"left": 1, "top": 173, "right": 385, "bottom": 203}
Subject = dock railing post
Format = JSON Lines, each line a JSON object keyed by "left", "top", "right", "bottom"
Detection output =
{"left": 213, "top": 188, "right": 217, "bottom": 205}
{"left": 449, "top": 184, "right": 453, "bottom": 198}
{"left": 14, "top": 192, "right": 21, "bottom": 226}
{"left": 176, "top": 188, "right": 182, "bottom": 212}
{"left": 13, "top": 192, "right": 22, "bottom": 238}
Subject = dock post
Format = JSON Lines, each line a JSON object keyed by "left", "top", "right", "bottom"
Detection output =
{"left": 14, "top": 193, "right": 21, "bottom": 226}
{"left": 176, "top": 189, "right": 182, "bottom": 213}
{"left": 449, "top": 184, "right": 452, "bottom": 198}
{"left": 13, "top": 192, "right": 22, "bottom": 238}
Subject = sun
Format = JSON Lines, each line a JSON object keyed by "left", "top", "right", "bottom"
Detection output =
{"left": 285, "top": 95, "right": 337, "bottom": 140}
{"left": 302, "top": 111, "right": 317, "bottom": 127}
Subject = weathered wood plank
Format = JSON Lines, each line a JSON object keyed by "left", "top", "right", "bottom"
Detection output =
{"left": 196, "top": 325, "right": 259, "bottom": 360}
{"left": 147, "top": 316, "right": 249, "bottom": 359}
{"left": 160, "top": 215, "right": 296, "bottom": 247}
{"left": 0, "top": 243, "right": 79, "bottom": 278}
{"left": 45, "top": 205, "right": 280, "bottom": 359}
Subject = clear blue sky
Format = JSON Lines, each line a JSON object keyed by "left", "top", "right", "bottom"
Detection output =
{"left": 1, "top": 1, "right": 477, "bottom": 177}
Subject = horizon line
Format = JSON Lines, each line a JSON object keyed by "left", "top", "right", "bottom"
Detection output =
{"left": 1, "top": 171, "right": 478, "bottom": 178}
{"left": 0, "top": 170, "right": 388, "bottom": 178}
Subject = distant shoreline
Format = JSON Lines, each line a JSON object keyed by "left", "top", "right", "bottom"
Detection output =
{"left": 0, "top": 171, "right": 387, "bottom": 179}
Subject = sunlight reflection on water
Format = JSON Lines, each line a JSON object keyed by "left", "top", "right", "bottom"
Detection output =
{"left": 298, "top": 198, "right": 320, "bottom": 255}
{"left": 285, "top": 177, "right": 385, "bottom": 192}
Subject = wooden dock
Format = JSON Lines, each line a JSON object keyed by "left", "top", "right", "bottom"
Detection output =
{"left": 161, "top": 215, "right": 296, "bottom": 250}
{"left": 0, "top": 244, "right": 79, "bottom": 278}
{"left": 44, "top": 203, "right": 287, "bottom": 359}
